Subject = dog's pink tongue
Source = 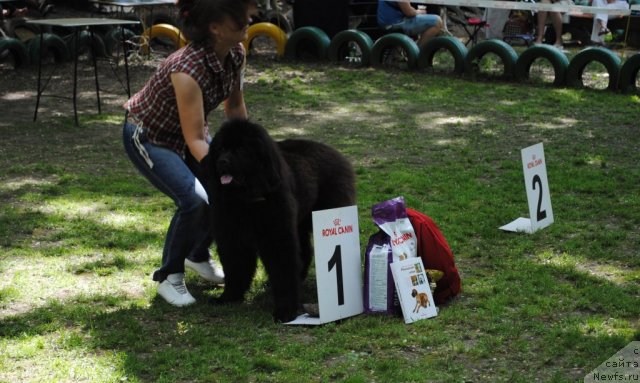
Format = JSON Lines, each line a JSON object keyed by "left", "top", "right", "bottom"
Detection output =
{"left": 220, "top": 175, "right": 233, "bottom": 185}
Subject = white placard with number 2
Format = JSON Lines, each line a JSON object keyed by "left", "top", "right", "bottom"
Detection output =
{"left": 500, "top": 143, "right": 554, "bottom": 233}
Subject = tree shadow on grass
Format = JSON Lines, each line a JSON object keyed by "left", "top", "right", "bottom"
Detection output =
{"left": 0, "top": 288, "right": 291, "bottom": 381}
{"left": 0, "top": 252, "right": 637, "bottom": 382}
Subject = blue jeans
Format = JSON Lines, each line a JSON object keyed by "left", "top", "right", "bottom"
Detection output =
{"left": 389, "top": 14, "right": 440, "bottom": 36}
{"left": 122, "top": 119, "right": 212, "bottom": 282}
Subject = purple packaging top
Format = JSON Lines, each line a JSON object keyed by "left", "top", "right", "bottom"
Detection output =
{"left": 372, "top": 196, "right": 407, "bottom": 227}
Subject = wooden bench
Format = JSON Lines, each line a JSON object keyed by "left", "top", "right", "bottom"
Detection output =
{"left": 567, "top": 11, "right": 640, "bottom": 46}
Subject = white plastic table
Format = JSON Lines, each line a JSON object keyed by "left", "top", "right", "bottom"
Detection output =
{"left": 27, "top": 17, "right": 140, "bottom": 126}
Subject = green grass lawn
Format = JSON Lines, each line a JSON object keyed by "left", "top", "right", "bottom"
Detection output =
{"left": 1, "top": 60, "right": 639, "bottom": 382}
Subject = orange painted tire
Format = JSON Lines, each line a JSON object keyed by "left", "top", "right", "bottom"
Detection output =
{"left": 140, "top": 23, "right": 187, "bottom": 55}
{"left": 243, "top": 22, "right": 287, "bottom": 57}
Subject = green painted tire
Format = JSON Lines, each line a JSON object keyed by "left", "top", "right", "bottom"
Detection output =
{"left": 4, "top": 19, "right": 42, "bottom": 41}
{"left": 465, "top": 39, "right": 518, "bottom": 79}
{"left": 371, "top": 33, "right": 420, "bottom": 69}
{"left": 284, "top": 26, "right": 330, "bottom": 61}
{"left": 328, "top": 29, "right": 374, "bottom": 67}
{"left": 65, "top": 30, "right": 107, "bottom": 58}
{"left": 618, "top": 53, "right": 640, "bottom": 93}
{"left": 566, "top": 47, "right": 621, "bottom": 91}
{"left": 103, "top": 27, "right": 136, "bottom": 56}
{"left": 0, "top": 37, "right": 30, "bottom": 68}
{"left": 515, "top": 44, "right": 569, "bottom": 86}
{"left": 418, "top": 36, "right": 467, "bottom": 74}
{"left": 27, "top": 33, "right": 69, "bottom": 64}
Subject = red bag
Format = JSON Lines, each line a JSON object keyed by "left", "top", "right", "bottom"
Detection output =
{"left": 406, "top": 208, "right": 461, "bottom": 304}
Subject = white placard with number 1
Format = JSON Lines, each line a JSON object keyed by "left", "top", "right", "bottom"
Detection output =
{"left": 500, "top": 143, "right": 554, "bottom": 234}
{"left": 285, "top": 205, "right": 363, "bottom": 325}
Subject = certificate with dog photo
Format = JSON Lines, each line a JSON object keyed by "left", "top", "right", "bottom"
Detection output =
{"left": 390, "top": 257, "right": 438, "bottom": 324}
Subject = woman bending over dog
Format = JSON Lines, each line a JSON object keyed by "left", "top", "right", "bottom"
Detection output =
{"left": 122, "top": 0, "right": 256, "bottom": 306}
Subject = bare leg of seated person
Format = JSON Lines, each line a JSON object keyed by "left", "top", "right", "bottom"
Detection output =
{"left": 416, "top": 19, "right": 443, "bottom": 50}
{"left": 534, "top": 0, "right": 563, "bottom": 47}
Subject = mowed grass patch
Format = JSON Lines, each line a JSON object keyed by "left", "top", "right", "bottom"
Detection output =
{"left": 1, "top": 60, "right": 638, "bottom": 382}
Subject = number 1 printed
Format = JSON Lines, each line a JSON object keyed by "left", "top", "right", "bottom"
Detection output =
{"left": 327, "top": 245, "right": 345, "bottom": 306}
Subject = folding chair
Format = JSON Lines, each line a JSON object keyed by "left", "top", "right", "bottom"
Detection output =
{"left": 463, "top": 17, "right": 489, "bottom": 46}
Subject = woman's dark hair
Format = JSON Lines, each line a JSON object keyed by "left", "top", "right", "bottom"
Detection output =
{"left": 177, "top": 0, "right": 255, "bottom": 43}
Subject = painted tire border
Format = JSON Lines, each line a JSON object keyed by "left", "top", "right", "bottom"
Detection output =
{"left": 371, "top": 33, "right": 420, "bottom": 69}
{"left": 465, "top": 39, "right": 518, "bottom": 79}
{"left": 566, "top": 47, "right": 621, "bottom": 91}
{"left": 103, "top": 27, "right": 136, "bottom": 56}
{"left": 418, "top": 36, "right": 468, "bottom": 74}
{"left": 0, "top": 37, "right": 30, "bottom": 68}
{"left": 244, "top": 22, "right": 288, "bottom": 58}
{"left": 27, "top": 33, "right": 69, "bottom": 64}
{"left": 140, "top": 23, "right": 188, "bottom": 55}
{"left": 284, "top": 26, "right": 331, "bottom": 61}
{"left": 618, "top": 53, "right": 640, "bottom": 93}
{"left": 515, "top": 44, "right": 570, "bottom": 86}
{"left": 328, "top": 29, "right": 374, "bottom": 67}
{"left": 65, "top": 30, "right": 107, "bottom": 58}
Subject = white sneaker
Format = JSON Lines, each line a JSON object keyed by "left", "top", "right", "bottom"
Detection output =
{"left": 157, "top": 273, "right": 196, "bottom": 306}
{"left": 185, "top": 258, "right": 225, "bottom": 284}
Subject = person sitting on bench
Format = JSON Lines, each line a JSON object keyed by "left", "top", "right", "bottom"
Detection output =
{"left": 377, "top": 0, "right": 443, "bottom": 49}
{"left": 590, "top": 0, "right": 629, "bottom": 45}
{"left": 534, "top": 0, "right": 565, "bottom": 49}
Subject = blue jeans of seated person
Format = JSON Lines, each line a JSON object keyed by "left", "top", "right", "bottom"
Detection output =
{"left": 387, "top": 14, "right": 440, "bottom": 36}
{"left": 122, "top": 120, "right": 212, "bottom": 283}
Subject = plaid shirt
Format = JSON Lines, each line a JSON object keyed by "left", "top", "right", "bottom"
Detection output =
{"left": 125, "top": 41, "right": 245, "bottom": 157}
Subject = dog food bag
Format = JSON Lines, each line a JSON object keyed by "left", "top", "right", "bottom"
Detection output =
{"left": 364, "top": 196, "right": 418, "bottom": 314}
{"left": 372, "top": 196, "right": 418, "bottom": 261}
{"left": 363, "top": 230, "right": 394, "bottom": 313}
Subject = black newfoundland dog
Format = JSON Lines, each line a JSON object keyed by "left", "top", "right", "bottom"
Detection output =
{"left": 202, "top": 119, "right": 356, "bottom": 322}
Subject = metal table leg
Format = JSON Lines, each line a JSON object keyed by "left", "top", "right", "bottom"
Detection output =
{"left": 72, "top": 27, "right": 79, "bottom": 126}
{"left": 33, "top": 30, "right": 44, "bottom": 122}
{"left": 122, "top": 25, "right": 131, "bottom": 97}
{"left": 90, "top": 28, "right": 102, "bottom": 114}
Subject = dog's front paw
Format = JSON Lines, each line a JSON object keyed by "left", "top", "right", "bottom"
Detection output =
{"left": 211, "top": 290, "right": 244, "bottom": 305}
{"left": 273, "top": 306, "right": 300, "bottom": 323}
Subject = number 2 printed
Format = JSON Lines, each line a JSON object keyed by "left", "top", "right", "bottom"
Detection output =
{"left": 532, "top": 174, "right": 547, "bottom": 221}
